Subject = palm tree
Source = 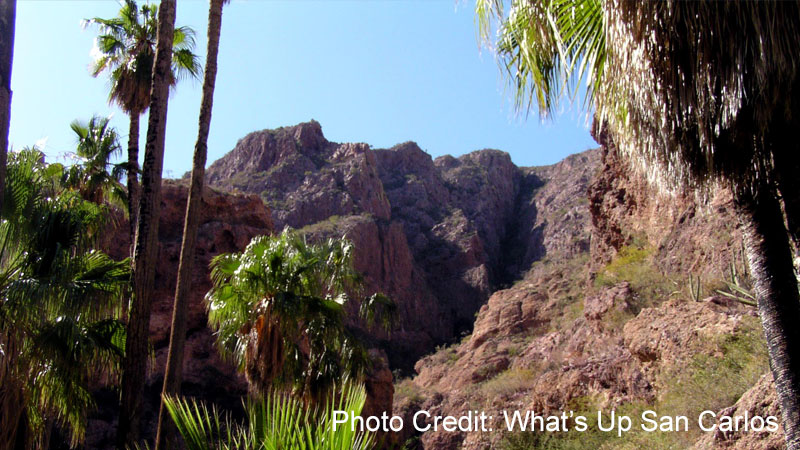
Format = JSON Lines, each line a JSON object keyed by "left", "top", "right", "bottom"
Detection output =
{"left": 65, "top": 116, "right": 127, "bottom": 208}
{"left": 477, "top": 0, "right": 800, "bottom": 447}
{"left": 204, "top": 230, "right": 395, "bottom": 403}
{"left": 154, "top": 1, "right": 228, "bottom": 447}
{"left": 116, "top": 0, "right": 182, "bottom": 446}
{"left": 164, "top": 382, "right": 375, "bottom": 450}
{"left": 0, "top": 0, "right": 15, "bottom": 215}
{"left": 87, "top": 0, "right": 200, "bottom": 240}
{"left": 0, "top": 148, "right": 130, "bottom": 450}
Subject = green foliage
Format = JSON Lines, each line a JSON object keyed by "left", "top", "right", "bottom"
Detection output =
{"left": 499, "top": 318, "right": 768, "bottom": 449}
{"left": 0, "top": 148, "right": 130, "bottom": 447}
{"left": 715, "top": 255, "right": 757, "bottom": 307}
{"left": 594, "top": 245, "right": 672, "bottom": 310}
{"left": 164, "top": 383, "right": 375, "bottom": 450}
{"left": 477, "top": 0, "right": 605, "bottom": 115}
{"left": 595, "top": 246, "right": 650, "bottom": 287}
{"left": 86, "top": 0, "right": 201, "bottom": 116}
{"left": 394, "top": 379, "right": 425, "bottom": 405}
{"left": 427, "top": 343, "right": 460, "bottom": 367}
{"left": 205, "top": 229, "right": 395, "bottom": 401}
{"left": 480, "top": 367, "right": 537, "bottom": 400}
{"left": 64, "top": 116, "right": 128, "bottom": 209}
{"left": 687, "top": 274, "right": 702, "bottom": 302}
{"left": 297, "top": 215, "right": 343, "bottom": 235}
{"left": 660, "top": 316, "right": 768, "bottom": 422}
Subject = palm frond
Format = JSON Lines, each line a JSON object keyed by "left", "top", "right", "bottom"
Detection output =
{"left": 205, "top": 229, "right": 395, "bottom": 399}
{"left": 86, "top": 0, "right": 200, "bottom": 113}
{"left": 164, "top": 383, "right": 374, "bottom": 450}
{"left": 0, "top": 149, "right": 130, "bottom": 447}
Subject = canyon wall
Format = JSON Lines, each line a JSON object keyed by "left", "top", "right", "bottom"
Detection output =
{"left": 86, "top": 120, "right": 783, "bottom": 449}
{"left": 205, "top": 121, "right": 601, "bottom": 369}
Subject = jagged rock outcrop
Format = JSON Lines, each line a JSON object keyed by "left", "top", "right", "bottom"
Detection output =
{"left": 394, "top": 126, "right": 779, "bottom": 449}
{"left": 587, "top": 124, "right": 744, "bottom": 280}
{"left": 205, "top": 121, "right": 593, "bottom": 367}
{"left": 88, "top": 181, "right": 274, "bottom": 448}
{"left": 402, "top": 261, "right": 762, "bottom": 449}
{"left": 693, "top": 373, "right": 784, "bottom": 450}
{"left": 199, "top": 120, "right": 781, "bottom": 449}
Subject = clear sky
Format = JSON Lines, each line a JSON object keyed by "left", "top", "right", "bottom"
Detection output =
{"left": 9, "top": 0, "right": 597, "bottom": 177}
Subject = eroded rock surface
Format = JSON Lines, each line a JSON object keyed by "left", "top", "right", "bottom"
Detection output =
{"left": 205, "top": 121, "right": 601, "bottom": 368}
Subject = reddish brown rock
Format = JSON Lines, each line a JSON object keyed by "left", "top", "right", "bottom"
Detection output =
{"left": 196, "top": 121, "right": 778, "bottom": 450}
{"left": 89, "top": 181, "right": 274, "bottom": 448}
{"left": 362, "top": 349, "right": 397, "bottom": 447}
{"left": 587, "top": 122, "right": 743, "bottom": 281}
{"left": 583, "top": 282, "right": 632, "bottom": 320}
{"left": 205, "top": 122, "right": 583, "bottom": 367}
{"left": 623, "top": 299, "right": 748, "bottom": 367}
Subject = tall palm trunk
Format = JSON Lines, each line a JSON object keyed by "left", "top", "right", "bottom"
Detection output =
{"left": 0, "top": 0, "right": 16, "bottom": 214}
{"left": 127, "top": 113, "right": 141, "bottom": 245}
{"left": 117, "top": 0, "right": 177, "bottom": 447}
{"left": 736, "top": 185, "right": 800, "bottom": 449}
{"left": 154, "top": 0, "right": 225, "bottom": 447}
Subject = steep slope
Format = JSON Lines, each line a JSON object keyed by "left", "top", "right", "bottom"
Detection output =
{"left": 204, "top": 121, "right": 782, "bottom": 449}
{"left": 205, "top": 121, "right": 596, "bottom": 368}
{"left": 395, "top": 134, "right": 780, "bottom": 449}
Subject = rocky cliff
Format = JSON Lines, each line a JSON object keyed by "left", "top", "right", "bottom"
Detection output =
{"left": 393, "top": 130, "right": 781, "bottom": 448}
{"left": 143, "top": 120, "right": 782, "bottom": 449}
{"left": 205, "top": 121, "right": 600, "bottom": 370}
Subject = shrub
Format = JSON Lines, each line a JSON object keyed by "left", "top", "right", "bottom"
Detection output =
{"left": 659, "top": 315, "right": 768, "bottom": 421}
{"left": 394, "top": 379, "right": 425, "bottom": 405}
{"left": 595, "top": 245, "right": 673, "bottom": 310}
{"left": 481, "top": 368, "right": 538, "bottom": 399}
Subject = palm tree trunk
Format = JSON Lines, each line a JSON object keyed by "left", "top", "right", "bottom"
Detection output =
{"left": 736, "top": 186, "right": 800, "bottom": 450}
{"left": 117, "top": 0, "right": 177, "bottom": 447}
{"left": 154, "top": 0, "right": 224, "bottom": 448}
{"left": 127, "top": 113, "right": 141, "bottom": 246}
{"left": 0, "top": 0, "right": 16, "bottom": 214}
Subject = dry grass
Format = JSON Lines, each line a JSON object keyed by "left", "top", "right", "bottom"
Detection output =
{"left": 480, "top": 367, "right": 539, "bottom": 400}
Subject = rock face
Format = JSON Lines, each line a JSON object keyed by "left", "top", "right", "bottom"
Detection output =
{"left": 88, "top": 181, "right": 274, "bottom": 448}
{"left": 205, "top": 121, "right": 601, "bottom": 368}
{"left": 587, "top": 122, "right": 744, "bottom": 280}
{"left": 693, "top": 373, "right": 785, "bottom": 450}
{"left": 392, "top": 131, "right": 781, "bottom": 448}
{"left": 194, "top": 120, "right": 782, "bottom": 449}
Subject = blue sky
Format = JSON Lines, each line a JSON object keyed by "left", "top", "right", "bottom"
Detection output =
{"left": 10, "top": 0, "right": 596, "bottom": 177}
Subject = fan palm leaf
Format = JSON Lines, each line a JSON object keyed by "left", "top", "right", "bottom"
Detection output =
{"left": 164, "top": 382, "right": 374, "bottom": 450}
{"left": 0, "top": 148, "right": 130, "bottom": 449}
{"left": 65, "top": 116, "right": 127, "bottom": 209}
{"left": 87, "top": 0, "right": 200, "bottom": 117}
{"left": 206, "top": 229, "right": 395, "bottom": 403}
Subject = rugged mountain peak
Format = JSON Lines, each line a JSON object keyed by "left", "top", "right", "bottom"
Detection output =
{"left": 394, "top": 136, "right": 776, "bottom": 449}
{"left": 292, "top": 119, "right": 327, "bottom": 149}
{"left": 205, "top": 122, "right": 601, "bottom": 368}
{"left": 206, "top": 120, "right": 332, "bottom": 187}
